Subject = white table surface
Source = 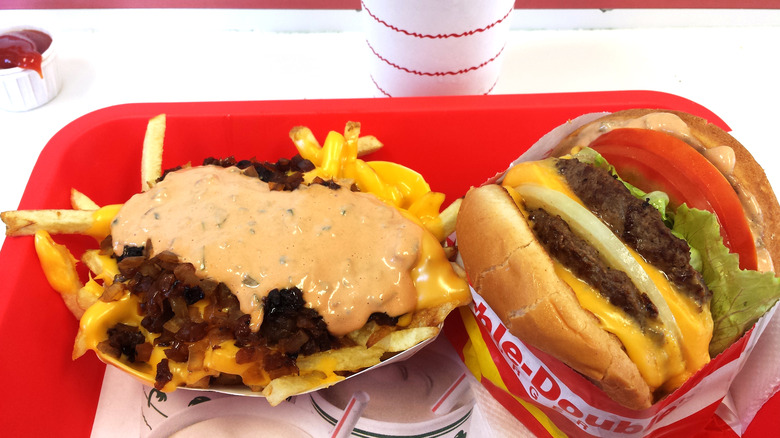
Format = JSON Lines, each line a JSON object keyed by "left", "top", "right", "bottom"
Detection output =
{"left": 1, "top": 8, "right": 779, "bottom": 245}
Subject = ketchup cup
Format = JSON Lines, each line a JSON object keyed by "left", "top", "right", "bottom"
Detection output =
{"left": 0, "top": 26, "right": 61, "bottom": 112}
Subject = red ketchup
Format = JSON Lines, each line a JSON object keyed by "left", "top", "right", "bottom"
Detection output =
{"left": 0, "top": 29, "right": 52, "bottom": 78}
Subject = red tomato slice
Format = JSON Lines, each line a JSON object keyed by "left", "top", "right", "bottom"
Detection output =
{"left": 589, "top": 128, "right": 757, "bottom": 271}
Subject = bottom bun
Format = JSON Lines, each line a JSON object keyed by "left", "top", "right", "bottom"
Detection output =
{"left": 456, "top": 183, "right": 653, "bottom": 410}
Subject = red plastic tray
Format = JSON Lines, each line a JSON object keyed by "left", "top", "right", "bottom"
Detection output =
{"left": 1, "top": 91, "right": 774, "bottom": 437}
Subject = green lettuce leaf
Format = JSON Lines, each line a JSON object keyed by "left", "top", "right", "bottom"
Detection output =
{"left": 572, "top": 148, "right": 671, "bottom": 221}
{"left": 672, "top": 205, "right": 780, "bottom": 357}
{"left": 572, "top": 147, "right": 780, "bottom": 357}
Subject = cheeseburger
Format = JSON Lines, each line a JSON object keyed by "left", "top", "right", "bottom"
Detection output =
{"left": 455, "top": 109, "right": 780, "bottom": 410}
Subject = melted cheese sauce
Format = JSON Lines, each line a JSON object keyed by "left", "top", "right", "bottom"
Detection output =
{"left": 110, "top": 166, "right": 424, "bottom": 336}
{"left": 77, "top": 294, "right": 283, "bottom": 390}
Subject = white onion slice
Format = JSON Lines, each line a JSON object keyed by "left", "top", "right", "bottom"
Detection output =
{"left": 515, "top": 184, "right": 682, "bottom": 344}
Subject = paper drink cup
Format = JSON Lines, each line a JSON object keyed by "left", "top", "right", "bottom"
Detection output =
{"left": 142, "top": 392, "right": 331, "bottom": 437}
{"left": 308, "top": 345, "right": 477, "bottom": 437}
{"left": 361, "top": 0, "right": 514, "bottom": 97}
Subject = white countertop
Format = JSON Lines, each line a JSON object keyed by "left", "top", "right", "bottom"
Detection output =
{"left": 2, "top": 8, "right": 780, "bottom": 251}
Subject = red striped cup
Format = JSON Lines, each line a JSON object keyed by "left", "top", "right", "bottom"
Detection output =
{"left": 361, "top": 0, "right": 514, "bottom": 97}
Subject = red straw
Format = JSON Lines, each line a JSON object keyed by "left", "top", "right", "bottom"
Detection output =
{"left": 431, "top": 372, "right": 468, "bottom": 414}
{"left": 330, "top": 391, "right": 370, "bottom": 438}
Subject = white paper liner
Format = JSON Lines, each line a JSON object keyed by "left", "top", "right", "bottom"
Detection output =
{"left": 715, "top": 303, "right": 780, "bottom": 434}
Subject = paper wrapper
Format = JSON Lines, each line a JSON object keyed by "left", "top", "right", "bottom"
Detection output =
{"left": 442, "top": 113, "right": 780, "bottom": 437}
{"left": 361, "top": 0, "right": 514, "bottom": 97}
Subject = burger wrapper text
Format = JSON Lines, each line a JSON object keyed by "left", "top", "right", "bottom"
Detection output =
{"left": 443, "top": 289, "right": 779, "bottom": 437}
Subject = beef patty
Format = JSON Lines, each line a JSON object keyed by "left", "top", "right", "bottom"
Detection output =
{"left": 557, "top": 158, "right": 710, "bottom": 305}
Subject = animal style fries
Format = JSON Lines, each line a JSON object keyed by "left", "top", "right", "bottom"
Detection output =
{"left": 1, "top": 115, "right": 469, "bottom": 405}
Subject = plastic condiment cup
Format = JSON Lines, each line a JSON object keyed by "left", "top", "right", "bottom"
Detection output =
{"left": 0, "top": 26, "right": 61, "bottom": 112}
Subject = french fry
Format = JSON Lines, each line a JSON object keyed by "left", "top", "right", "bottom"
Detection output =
{"left": 296, "top": 345, "right": 384, "bottom": 374}
{"left": 70, "top": 188, "right": 100, "bottom": 210}
{"left": 290, "top": 124, "right": 382, "bottom": 164}
{"left": 141, "top": 114, "right": 166, "bottom": 191}
{"left": 343, "top": 121, "right": 360, "bottom": 167}
{"left": 263, "top": 371, "right": 343, "bottom": 406}
{"left": 319, "top": 131, "right": 347, "bottom": 179}
{"left": 357, "top": 135, "right": 383, "bottom": 156}
{"left": 77, "top": 278, "right": 103, "bottom": 313}
{"left": 260, "top": 325, "right": 438, "bottom": 405}
{"left": 344, "top": 121, "right": 361, "bottom": 143}
{"left": 450, "top": 260, "right": 466, "bottom": 278}
{"left": 72, "top": 328, "right": 89, "bottom": 360}
{"left": 289, "top": 126, "right": 322, "bottom": 165}
{"left": 372, "top": 326, "right": 439, "bottom": 353}
{"left": 34, "top": 230, "right": 84, "bottom": 318}
{"left": 81, "top": 249, "right": 119, "bottom": 284}
{"left": 437, "top": 197, "right": 462, "bottom": 239}
{"left": 353, "top": 159, "right": 403, "bottom": 206}
{"left": 2, "top": 209, "right": 96, "bottom": 236}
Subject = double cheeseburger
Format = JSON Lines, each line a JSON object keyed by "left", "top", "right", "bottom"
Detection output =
{"left": 456, "top": 109, "right": 780, "bottom": 410}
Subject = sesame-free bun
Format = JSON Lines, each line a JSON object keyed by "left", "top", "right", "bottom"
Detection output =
{"left": 455, "top": 184, "right": 653, "bottom": 410}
